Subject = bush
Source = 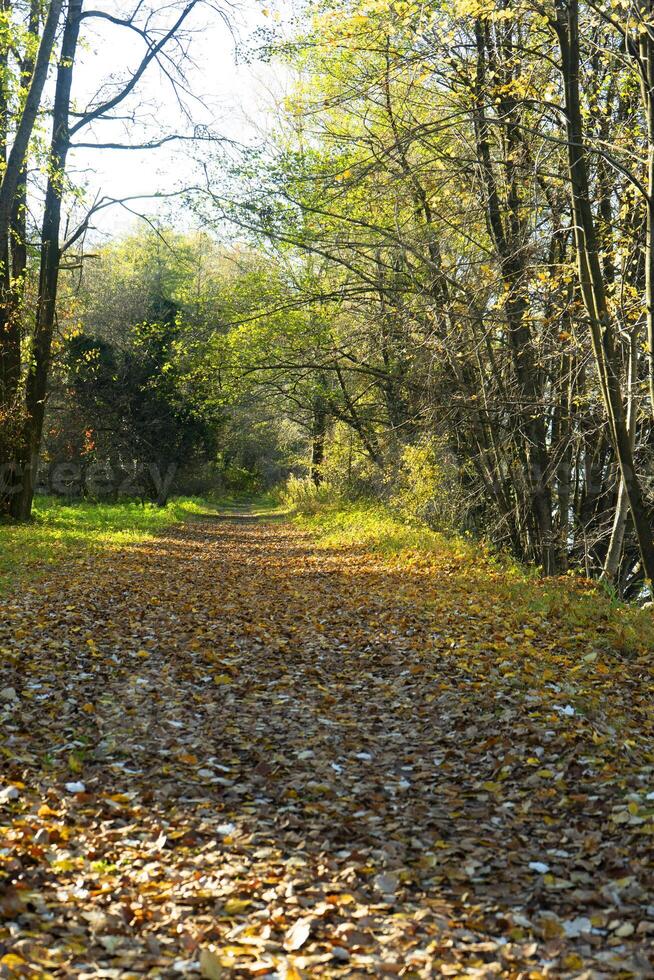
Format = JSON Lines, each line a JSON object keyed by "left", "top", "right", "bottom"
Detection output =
{"left": 283, "top": 434, "right": 464, "bottom": 529}
{"left": 281, "top": 475, "right": 341, "bottom": 513}
{"left": 390, "top": 437, "right": 462, "bottom": 532}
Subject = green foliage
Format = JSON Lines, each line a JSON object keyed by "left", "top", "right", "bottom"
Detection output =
{"left": 315, "top": 424, "right": 384, "bottom": 497}
{"left": 283, "top": 435, "right": 463, "bottom": 532}
{"left": 48, "top": 230, "right": 225, "bottom": 502}
{"left": 220, "top": 463, "right": 265, "bottom": 495}
{"left": 390, "top": 437, "right": 462, "bottom": 532}
{"left": 281, "top": 475, "right": 342, "bottom": 513}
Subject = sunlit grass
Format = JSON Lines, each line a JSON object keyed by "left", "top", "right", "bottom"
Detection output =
{"left": 0, "top": 496, "right": 210, "bottom": 593}
{"left": 295, "top": 501, "right": 460, "bottom": 555}
{"left": 296, "top": 502, "right": 654, "bottom": 659}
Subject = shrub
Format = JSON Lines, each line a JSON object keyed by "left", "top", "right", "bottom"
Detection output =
{"left": 281, "top": 475, "right": 341, "bottom": 513}
{"left": 390, "top": 437, "right": 462, "bottom": 532}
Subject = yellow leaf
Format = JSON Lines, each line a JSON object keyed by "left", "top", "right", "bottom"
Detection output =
{"left": 326, "top": 892, "right": 355, "bottom": 905}
{"left": 38, "top": 803, "right": 59, "bottom": 818}
{"left": 282, "top": 964, "right": 304, "bottom": 980}
{"left": 1, "top": 953, "right": 26, "bottom": 971}
{"left": 52, "top": 858, "right": 77, "bottom": 872}
{"left": 223, "top": 898, "right": 252, "bottom": 915}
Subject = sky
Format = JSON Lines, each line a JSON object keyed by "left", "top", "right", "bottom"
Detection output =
{"left": 66, "top": 0, "right": 289, "bottom": 238}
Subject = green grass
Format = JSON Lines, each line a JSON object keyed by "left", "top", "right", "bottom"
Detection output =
{"left": 295, "top": 501, "right": 654, "bottom": 658}
{"left": 0, "top": 495, "right": 210, "bottom": 593}
{"left": 294, "top": 501, "right": 477, "bottom": 559}
{"left": 293, "top": 500, "right": 527, "bottom": 584}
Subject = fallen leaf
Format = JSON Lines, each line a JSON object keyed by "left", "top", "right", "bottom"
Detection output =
{"left": 199, "top": 947, "right": 225, "bottom": 979}
{"left": 284, "top": 917, "right": 312, "bottom": 951}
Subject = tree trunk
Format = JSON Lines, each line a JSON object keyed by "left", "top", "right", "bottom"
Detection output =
{"left": 0, "top": 0, "right": 40, "bottom": 411}
{"left": 602, "top": 332, "right": 639, "bottom": 584}
{"left": 638, "top": 4, "right": 654, "bottom": 419}
{"left": 0, "top": 0, "right": 63, "bottom": 250}
{"left": 554, "top": 0, "right": 654, "bottom": 584}
{"left": 12, "top": 0, "right": 82, "bottom": 520}
{"left": 473, "top": 19, "right": 555, "bottom": 573}
{"left": 310, "top": 397, "right": 328, "bottom": 486}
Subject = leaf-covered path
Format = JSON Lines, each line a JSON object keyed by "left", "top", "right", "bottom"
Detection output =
{"left": 1, "top": 516, "right": 654, "bottom": 977}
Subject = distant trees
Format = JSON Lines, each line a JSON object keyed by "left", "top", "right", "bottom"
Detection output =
{"left": 0, "top": 0, "right": 208, "bottom": 519}
{"left": 44, "top": 231, "right": 224, "bottom": 503}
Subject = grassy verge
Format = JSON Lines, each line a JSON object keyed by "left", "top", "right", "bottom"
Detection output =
{"left": 295, "top": 501, "right": 654, "bottom": 660}
{"left": 0, "top": 496, "right": 210, "bottom": 593}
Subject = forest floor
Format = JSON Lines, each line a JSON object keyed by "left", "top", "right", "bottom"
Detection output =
{"left": 1, "top": 508, "right": 654, "bottom": 978}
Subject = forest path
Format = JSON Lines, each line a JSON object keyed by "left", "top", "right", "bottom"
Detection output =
{"left": 1, "top": 516, "right": 653, "bottom": 977}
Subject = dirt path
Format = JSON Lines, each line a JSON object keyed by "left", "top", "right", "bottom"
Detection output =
{"left": 1, "top": 516, "right": 653, "bottom": 977}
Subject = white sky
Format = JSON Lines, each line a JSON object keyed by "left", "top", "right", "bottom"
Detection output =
{"left": 65, "top": 0, "right": 289, "bottom": 237}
